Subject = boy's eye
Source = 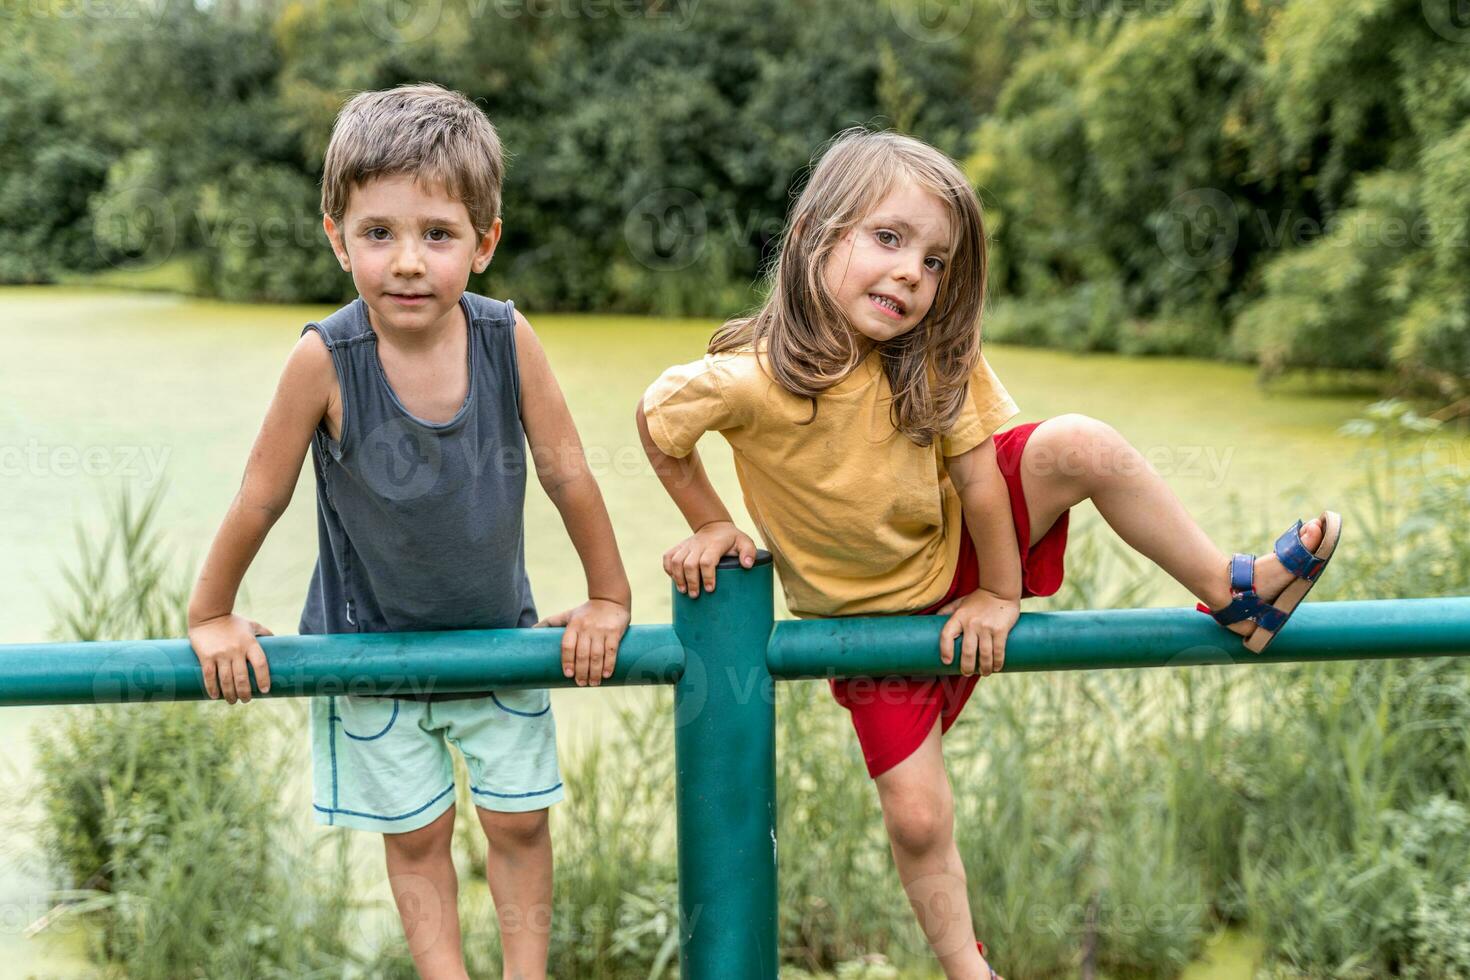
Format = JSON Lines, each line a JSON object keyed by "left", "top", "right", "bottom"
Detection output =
{"left": 427, "top": 228, "right": 451, "bottom": 242}
{"left": 366, "top": 227, "right": 390, "bottom": 241}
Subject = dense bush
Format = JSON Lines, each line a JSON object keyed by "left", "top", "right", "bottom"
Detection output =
{"left": 0, "top": 50, "right": 112, "bottom": 282}
{"left": 970, "top": 0, "right": 1470, "bottom": 399}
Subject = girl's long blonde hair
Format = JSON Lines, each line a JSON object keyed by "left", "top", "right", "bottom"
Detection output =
{"left": 710, "top": 128, "right": 988, "bottom": 447}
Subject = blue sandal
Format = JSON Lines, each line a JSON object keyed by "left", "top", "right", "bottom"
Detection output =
{"left": 1196, "top": 510, "right": 1343, "bottom": 654}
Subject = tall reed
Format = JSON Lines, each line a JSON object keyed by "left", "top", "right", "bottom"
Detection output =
{"left": 30, "top": 485, "right": 363, "bottom": 978}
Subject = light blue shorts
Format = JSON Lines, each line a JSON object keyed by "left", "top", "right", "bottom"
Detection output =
{"left": 310, "top": 690, "right": 564, "bottom": 834}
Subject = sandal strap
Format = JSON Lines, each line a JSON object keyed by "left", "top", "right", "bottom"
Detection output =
{"left": 1205, "top": 554, "right": 1257, "bottom": 626}
{"left": 1274, "top": 519, "right": 1326, "bottom": 581}
{"left": 1229, "top": 552, "right": 1254, "bottom": 593}
{"left": 1205, "top": 554, "right": 1288, "bottom": 631}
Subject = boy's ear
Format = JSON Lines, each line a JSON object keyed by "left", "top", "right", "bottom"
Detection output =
{"left": 472, "top": 217, "right": 503, "bottom": 274}
{"left": 322, "top": 214, "right": 350, "bottom": 271}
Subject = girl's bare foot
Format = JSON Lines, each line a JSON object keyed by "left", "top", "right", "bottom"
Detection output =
{"left": 1205, "top": 516, "right": 1326, "bottom": 641}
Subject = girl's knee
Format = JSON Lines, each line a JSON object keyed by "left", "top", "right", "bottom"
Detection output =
{"left": 1050, "top": 413, "right": 1122, "bottom": 451}
{"left": 479, "top": 807, "right": 549, "bottom": 849}
{"left": 883, "top": 801, "right": 951, "bottom": 855}
{"left": 1036, "top": 413, "right": 1132, "bottom": 485}
{"left": 878, "top": 776, "right": 953, "bottom": 854}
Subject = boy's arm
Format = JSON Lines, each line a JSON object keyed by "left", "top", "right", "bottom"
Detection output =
{"left": 635, "top": 397, "right": 757, "bottom": 597}
{"left": 941, "top": 437, "right": 1023, "bottom": 676}
{"left": 513, "top": 312, "right": 631, "bottom": 686}
{"left": 187, "top": 331, "right": 334, "bottom": 703}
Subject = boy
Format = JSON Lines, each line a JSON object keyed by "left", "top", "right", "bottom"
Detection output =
{"left": 187, "top": 82, "right": 631, "bottom": 979}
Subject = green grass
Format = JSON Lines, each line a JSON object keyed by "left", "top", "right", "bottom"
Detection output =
{"left": 54, "top": 256, "right": 199, "bottom": 296}
{"left": 1177, "top": 930, "right": 1266, "bottom": 980}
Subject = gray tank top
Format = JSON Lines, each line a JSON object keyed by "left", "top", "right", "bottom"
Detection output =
{"left": 298, "top": 291, "right": 537, "bottom": 701}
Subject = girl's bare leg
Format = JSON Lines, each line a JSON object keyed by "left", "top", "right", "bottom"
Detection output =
{"left": 1015, "top": 414, "right": 1324, "bottom": 637}
{"left": 874, "top": 718, "right": 999, "bottom": 980}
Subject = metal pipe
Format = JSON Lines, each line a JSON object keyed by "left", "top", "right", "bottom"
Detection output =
{"left": 673, "top": 554, "right": 779, "bottom": 979}
{"left": 9, "top": 598, "right": 1469, "bottom": 705}
{"left": 766, "top": 597, "right": 1470, "bottom": 680}
{"left": 0, "top": 624, "right": 686, "bottom": 706}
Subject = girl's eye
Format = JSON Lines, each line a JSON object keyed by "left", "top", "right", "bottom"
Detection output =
{"left": 925, "top": 257, "right": 945, "bottom": 272}
{"left": 876, "top": 229, "right": 899, "bottom": 246}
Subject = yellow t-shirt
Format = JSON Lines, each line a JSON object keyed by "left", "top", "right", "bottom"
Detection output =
{"left": 641, "top": 347, "right": 1020, "bottom": 617}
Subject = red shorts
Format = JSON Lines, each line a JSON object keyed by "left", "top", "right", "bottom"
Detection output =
{"left": 829, "top": 421, "right": 1070, "bottom": 779}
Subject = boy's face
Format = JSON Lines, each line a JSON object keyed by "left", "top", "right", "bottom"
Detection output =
{"left": 323, "top": 173, "right": 500, "bottom": 334}
{"left": 821, "top": 182, "right": 951, "bottom": 349}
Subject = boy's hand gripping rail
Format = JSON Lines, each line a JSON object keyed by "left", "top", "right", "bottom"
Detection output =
{"left": 0, "top": 626, "right": 685, "bottom": 706}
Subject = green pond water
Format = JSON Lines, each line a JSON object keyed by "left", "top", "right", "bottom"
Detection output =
{"left": 3, "top": 286, "right": 1460, "bottom": 977}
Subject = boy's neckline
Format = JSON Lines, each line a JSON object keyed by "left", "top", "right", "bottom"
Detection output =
{"left": 362, "top": 293, "right": 470, "bottom": 354}
{"left": 359, "top": 293, "right": 478, "bottom": 430}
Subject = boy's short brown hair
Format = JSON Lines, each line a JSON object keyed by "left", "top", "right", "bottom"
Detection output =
{"left": 320, "top": 82, "right": 504, "bottom": 235}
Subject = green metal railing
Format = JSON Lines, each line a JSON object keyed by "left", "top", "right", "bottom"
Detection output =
{"left": 5, "top": 553, "right": 1470, "bottom": 978}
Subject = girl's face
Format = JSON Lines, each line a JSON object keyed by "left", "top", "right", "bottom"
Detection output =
{"left": 323, "top": 173, "right": 498, "bottom": 337}
{"left": 821, "top": 182, "right": 953, "bottom": 349}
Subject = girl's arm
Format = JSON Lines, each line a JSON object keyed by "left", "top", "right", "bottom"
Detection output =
{"left": 187, "top": 332, "right": 335, "bottom": 703}
{"left": 513, "top": 313, "right": 631, "bottom": 687}
{"left": 635, "top": 399, "right": 757, "bottom": 597}
{"left": 948, "top": 437, "right": 1023, "bottom": 599}
{"left": 941, "top": 437, "right": 1023, "bottom": 676}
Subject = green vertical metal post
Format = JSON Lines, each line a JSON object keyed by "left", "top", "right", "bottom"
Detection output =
{"left": 673, "top": 552, "right": 778, "bottom": 979}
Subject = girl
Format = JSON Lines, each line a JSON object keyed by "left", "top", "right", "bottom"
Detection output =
{"left": 636, "top": 128, "right": 1340, "bottom": 980}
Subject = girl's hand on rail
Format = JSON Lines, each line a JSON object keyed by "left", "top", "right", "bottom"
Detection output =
{"left": 937, "top": 589, "right": 1019, "bottom": 677}
{"left": 662, "top": 521, "right": 758, "bottom": 598}
{"left": 187, "top": 613, "right": 273, "bottom": 704}
{"left": 537, "top": 598, "right": 631, "bottom": 687}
